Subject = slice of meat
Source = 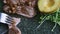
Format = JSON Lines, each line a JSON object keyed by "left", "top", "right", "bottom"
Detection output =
{"left": 3, "top": 0, "right": 37, "bottom": 18}
{"left": 9, "top": 26, "right": 21, "bottom": 34}
{"left": 8, "top": 17, "right": 21, "bottom": 34}
{"left": 16, "top": 6, "right": 36, "bottom": 18}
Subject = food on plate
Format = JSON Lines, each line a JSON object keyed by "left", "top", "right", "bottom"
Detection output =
{"left": 38, "top": 0, "right": 60, "bottom": 13}
{"left": 0, "top": 13, "right": 21, "bottom": 34}
{"left": 3, "top": 0, "right": 37, "bottom": 18}
{"left": 9, "top": 26, "right": 21, "bottom": 34}
{"left": 9, "top": 17, "right": 21, "bottom": 34}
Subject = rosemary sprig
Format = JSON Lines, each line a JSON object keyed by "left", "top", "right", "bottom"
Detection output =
{"left": 35, "top": 8, "right": 60, "bottom": 31}
{"left": 35, "top": 14, "right": 51, "bottom": 30}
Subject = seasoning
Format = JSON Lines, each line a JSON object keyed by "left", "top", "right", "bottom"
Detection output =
{"left": 3, "top": 0, "right": 37, "bottom": 18}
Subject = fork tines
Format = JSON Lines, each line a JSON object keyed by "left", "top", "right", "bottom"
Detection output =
{"left": 0, "top": 13, "right": 13, "bottom": 25}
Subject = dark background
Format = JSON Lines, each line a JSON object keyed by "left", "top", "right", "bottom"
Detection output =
{"left": 0, "top": 0, "right": 60, "bottom": 34}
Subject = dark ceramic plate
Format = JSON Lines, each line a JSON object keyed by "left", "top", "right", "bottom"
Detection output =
{"left": 0, "top": 23, "right": 8, "bottom": 34}
{"left": 0, "top": 0, "right": 60, "bottom": 34}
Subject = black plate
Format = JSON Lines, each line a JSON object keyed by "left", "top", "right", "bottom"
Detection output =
{"left": 0, "top": 23, "right": 8, "bottom": 34}
{"left": 0, "top": 0, "right": 60, "bottom": 34}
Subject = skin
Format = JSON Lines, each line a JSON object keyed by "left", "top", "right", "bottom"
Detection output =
{"left": 38, "top": 0, "right": 60, "bottom": 13}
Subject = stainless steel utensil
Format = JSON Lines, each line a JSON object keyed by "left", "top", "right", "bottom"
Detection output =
{"left": 0, "top": 13, "right": 13, "bottom": 25}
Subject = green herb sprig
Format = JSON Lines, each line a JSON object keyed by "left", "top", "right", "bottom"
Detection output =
{"left": 35, "top": 8, "right": 60, "bottom": 31}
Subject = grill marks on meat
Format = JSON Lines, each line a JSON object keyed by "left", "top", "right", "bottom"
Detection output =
{"left": 3, "top": 0, "right": 37, "bottom": 18}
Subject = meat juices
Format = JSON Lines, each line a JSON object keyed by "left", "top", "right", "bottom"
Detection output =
{"left": 3, "top": 0, "right": 37, "bottom": 18}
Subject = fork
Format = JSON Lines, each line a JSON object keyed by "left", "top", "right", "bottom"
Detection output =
{"left": 0, "top": 13, "right": 13, "bottom": 25}
{"left": 0, "top": 13, "right": 21, "bottom": 34}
